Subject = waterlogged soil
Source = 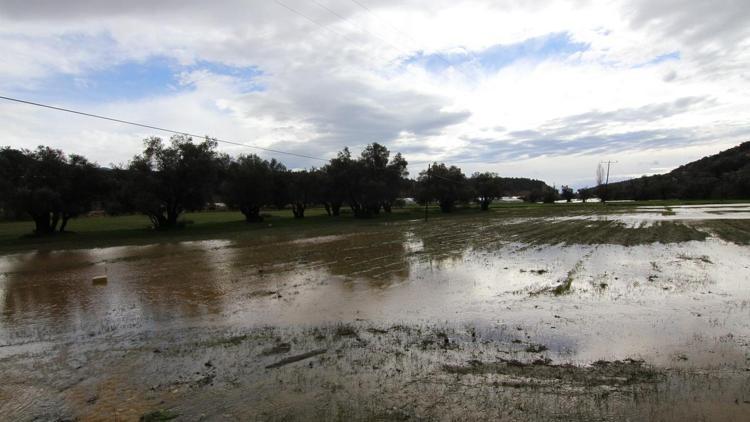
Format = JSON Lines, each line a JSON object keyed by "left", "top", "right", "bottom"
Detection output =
{"left": 1, "top": 206, "right": 750, "bottom": 420}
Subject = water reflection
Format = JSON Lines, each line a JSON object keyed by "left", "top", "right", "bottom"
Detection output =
{"left": 0, "top": 241, "right": 233, "bottom": 343}
{"left": 0, "top": 230, "right": 413, "bottom": 343}
{"left": 1, "top": 219, "right": 749, "bottom": 368}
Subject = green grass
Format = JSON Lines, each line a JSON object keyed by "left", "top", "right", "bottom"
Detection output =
{"left": 500, "top": 219, "right": 709, "bottom": 246}
{"left": 0, "top": 207, "right": 434, "bottom": 254}
{"left": 698, "top": 220, "right": 750, "bottom": 245}
{"left": 0, "top": 202, "right": 583, "bottom": 254}
{"left": 1, "top": 200, "right": 748, "bottom": 254}
{"left": 553, "top": 261, "right": 581, "bottom": 295}
{"left": 602, "top": 199, "right": 750, "bottom": 207}
{"left": 661, "top": 207, "right": 676, "bottom": 216}
{"left": 139, "top": 409, "right": 179, "bottom": 422}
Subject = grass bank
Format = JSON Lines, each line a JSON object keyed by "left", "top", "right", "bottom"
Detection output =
{"left": 1, "top": 200, "right": 749, "bottom": 254}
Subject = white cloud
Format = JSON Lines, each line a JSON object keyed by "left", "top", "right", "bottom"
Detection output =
{"left": 0, "top": 0, "right": 749, "bottom": 185}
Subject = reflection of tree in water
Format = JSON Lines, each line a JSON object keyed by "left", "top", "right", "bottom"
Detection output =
{"left": 1, "top": 250, "right": 96, "bottom": 339}
{"left": 324, "top": 230, "right": 411, "bottom": 285}
{"left": 223, "top": 230, "right": 412, "bottom": 287}
{"left": 409, "top": 219, "right": 481, "bottom": 265}
{"left": 126, "top": 242, "right": 230, "bottom": 324}
{"left": 0, "top": 243, "right": 230, "bottom": 342}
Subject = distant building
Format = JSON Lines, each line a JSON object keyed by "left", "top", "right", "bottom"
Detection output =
{"left": 208, "top": 202, "right": 228, "bottom": 211}
{"left": 496, "top": 196, "right": 523, "bottom": 203}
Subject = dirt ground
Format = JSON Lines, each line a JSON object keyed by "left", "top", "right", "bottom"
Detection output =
{"left": 1, "top": 204, "right": 750, "bottom": 420}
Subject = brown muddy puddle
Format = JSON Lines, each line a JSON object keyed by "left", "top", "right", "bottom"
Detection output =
{"left": 1, "top": 212, "right": 750, "bottom": 420}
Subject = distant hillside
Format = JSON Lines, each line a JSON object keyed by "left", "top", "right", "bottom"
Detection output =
{"left": 400, "top": 175, "right": 553, "bottom": 199}
{"left": 586, "top": 141, "right": 750, "bottom": 200}
{"left": 497, "top": 177, "right": 553, "bottom": 198}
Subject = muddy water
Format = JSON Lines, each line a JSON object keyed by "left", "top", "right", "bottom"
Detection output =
{"left": 1, "top": 213, "right": 750, "bottom": 420}
{"left": 561, "top": 203, "right": 750, "bottom": 227}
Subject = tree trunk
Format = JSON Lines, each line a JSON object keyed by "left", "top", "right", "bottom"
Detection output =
{"left": 480, "top": 200, "right": 490, "bottom": 211}
{"left": 146, "top": 213, "right": 166, "bottom": 229}
{"left": 331, "top": 201, "right": 341, "bottom": 216}
{"left": 349, "top": 201, "right": 361, "bottom": 217}
{"left": 323, "top": 203, "right": 332, "bottom": 216}
{"left": 241, "top": 205, "right": 263, "bottom": 222}
{"left": 165, "top": 205, "right": 181, "bottom": 228}
{"left": 439, "top": 200, "right": 453, "bottom": 213}
{"left": 50, "top": 211, "right": 60, "bottom": 232}
{"left": 32, "top": 213, "right": 53, "bottom": 235}
{"left": 292, "top": 202, "right": 305, "bottom": 219}
{"left": 59, "top": 214, "right": 70, "bottom": 232}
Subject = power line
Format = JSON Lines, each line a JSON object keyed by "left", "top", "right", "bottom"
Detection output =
{"left": 410, "top": 158, "right": 492, "bottom": 165}
{"left": 0, "top": 95, "right": 496, "bottom": 170}
{"left": 348, "top": 0, "right": 481, "bottom": 72}
{"left": 266, "top": 2, "right": 488, "bottom": 166}
{"left": 348, "top": 0, "right": 452, "bottom": 67}
{"left": 599, "top": 160, "right": 617, "bottom": 203}
{"left": 307, "top": 0, "right": 411, "bottom": 56}
{"left": 0, "top": 95, "right": 328, "bottom": 162}
{"left": 415, "top": 162, "right": 473, "bottom": 187}
{"left": 273, "top": 0, "right": 372, "bottom": 48}
{"left": 280, "top": 0, "right": 477, "bottom": 77}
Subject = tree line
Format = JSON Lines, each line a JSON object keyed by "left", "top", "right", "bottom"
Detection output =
{"left": 12, "top": 136, "right": 742, "bottom": 236}
{"left": 1, "top": 136, "right": 556, "bottom": 234}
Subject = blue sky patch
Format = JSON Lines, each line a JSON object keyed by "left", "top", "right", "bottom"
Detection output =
{"left": 633, "top": 51, "right": 680, "bottom": 68}
{"left": 16, "top": 56, "right": 263, "bottom": 103}
{"left": 405, "top": 32, "right": 589, "bottom": 73}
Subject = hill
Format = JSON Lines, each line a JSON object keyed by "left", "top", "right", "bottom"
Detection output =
{"left": 498, "top": 177, "right": 553, "bottom": 198}
{"left": 586, "top": 142, "right": 750, "bottom": 200}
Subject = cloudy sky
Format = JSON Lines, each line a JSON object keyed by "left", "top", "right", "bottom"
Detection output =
{"left": 1, "top": 0, "right": 749, "bottom": 187}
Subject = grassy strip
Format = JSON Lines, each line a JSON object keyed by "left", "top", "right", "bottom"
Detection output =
{"left": 553, "top": 260, "right": 582, "bottom": 295}
{"left": 696, "top": 220, "right": 750, "bottom": 245}
{"left": 0, "top": 200, "right": 746, "bottom": 254}
{"left": 499, "top": 220, "right": 708, "bottom": 246}
{"left": 139, "top": 409, "right": 179, "bottom": 422}
{"left": 443, "top": 358, "right": 661, "bottom": 387}
{"left": 0, "top": 203, "right": 597, "bottom": 253}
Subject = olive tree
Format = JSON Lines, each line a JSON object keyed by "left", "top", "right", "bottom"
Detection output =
{"left": 0, "top": 146, "right": 103, "bottom": 234}
{"left": 222, "top": 154, "right": 273, "bottom": 222}
{"left": 126, "top": 135, "right": 220, "bottom": 229}
{"left": 417, "top": 163, "right": 470, "bottom": 213}
{"left": 471, "top": 172, "right": 503, "bottom": 211}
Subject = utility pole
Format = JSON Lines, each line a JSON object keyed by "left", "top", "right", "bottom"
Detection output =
{"left": 600, "top": 160, "right": 617, "bottom": 204}
{"left": 424, "top": 163, "right": 430, "bottom": 222}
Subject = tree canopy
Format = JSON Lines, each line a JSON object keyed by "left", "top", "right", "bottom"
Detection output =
{"left": 124, "top": 135, "right": 220, "bottom": 229}
{"left": 0, "top": 146, "right": 104, "bottom": 234}
{"left": 418, "top": 163, "right": 471, "bottom": 213}
{"left": 21, "top": 136, "right": 750, "bottom": 236}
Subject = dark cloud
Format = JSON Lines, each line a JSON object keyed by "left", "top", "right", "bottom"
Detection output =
{"left": 241, "top": 68, "right": 471, "bottom": 160}
{"left": 1, "top": 0, "right": 747, "bottom": 186}
{"left": 439, "top": 96, "right": 736, "bottom": 164}
{"left": 540, "top": 96, "right": 710, "bottom": 136}
{"left": 627, "top": 0, "right": 750, "bottom": 77}
{"left": 628, "top": 0, "right": 750, "bottom": 46}
{"left": 456, "top": 128, "right": 701, "bottom": 162}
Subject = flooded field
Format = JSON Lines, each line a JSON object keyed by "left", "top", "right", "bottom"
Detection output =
{"left": 1, "top": 204, "right": 750, "bottom": 420}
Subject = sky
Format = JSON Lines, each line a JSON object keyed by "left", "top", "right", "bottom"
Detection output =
{"left": 1, "top": 0, "right": 749, "bottom": 188}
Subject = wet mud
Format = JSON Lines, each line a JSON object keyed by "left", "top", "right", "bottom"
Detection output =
{"left": 1, "top": 205, "right": 750, "bottom": 420}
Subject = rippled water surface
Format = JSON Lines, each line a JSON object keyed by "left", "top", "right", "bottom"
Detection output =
{"left": 1, "top": 209, "right": 749, "bottom": 420}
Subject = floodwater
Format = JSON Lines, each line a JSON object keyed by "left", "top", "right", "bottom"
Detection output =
{"left": 1, "top": 208, "right": 749, "bottom": 420}
{"left": 559, "top": 202, "right": 750, "bottom": 228}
